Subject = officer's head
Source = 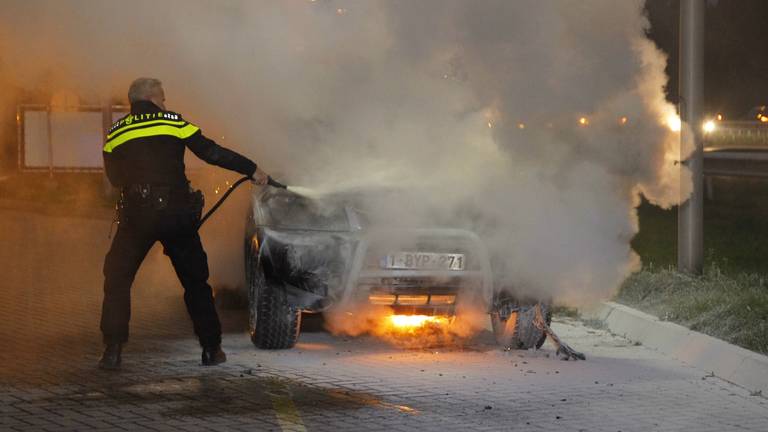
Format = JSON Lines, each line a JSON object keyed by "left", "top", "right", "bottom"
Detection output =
{"left": 128, "top": 77, "right": 166, "bottom": 110}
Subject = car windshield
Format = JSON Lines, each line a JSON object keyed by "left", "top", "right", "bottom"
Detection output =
{"left": 262, "top": 193, "right": 350, "bottom": 231}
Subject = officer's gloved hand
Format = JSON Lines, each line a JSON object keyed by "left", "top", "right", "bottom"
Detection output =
{"left": 250, "top": 167, "right": 269, "bottom": 185}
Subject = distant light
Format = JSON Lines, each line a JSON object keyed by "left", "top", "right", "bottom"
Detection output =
{"left": 336, "top": 7, "right": 347, "bottom": 15}
{"left": 517, "top": 122, "right": 526, "bottom": 130}
{"left": 761, "top": 115, "right": 768, "bottom": 123}
{"left": 666, "top": 114, "right": 681, "bottom": 132}
{"left": 716, "top": 113, "right": 723, "bottom": 121}
{"left": 703, "top": 120, "right": 716, "bottom": 133}
{"left": 487, "top": 121, "right": 493, "bottom": 128}
{"left": 619, "top": 116, "right": 628, "bottom": 125}
{"left": 578, "top": 116, "right": 589, "bottom": 127}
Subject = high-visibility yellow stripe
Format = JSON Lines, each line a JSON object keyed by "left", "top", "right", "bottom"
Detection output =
{"left": 107, "top": 118, "right": 187, "bottom": 140}
{"left": 103, "top": 124, "right": 200, "bottom": 153}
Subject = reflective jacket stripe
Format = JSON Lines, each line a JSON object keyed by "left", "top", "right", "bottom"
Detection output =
{"left": 103, "top": 123, "right": 200, "bottom": 153}
{"left": 107, "top": 118, "right": 187, "bottom": 140}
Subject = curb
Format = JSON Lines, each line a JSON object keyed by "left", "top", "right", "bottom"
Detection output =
{"left": 588, "top": 301, "right": 768, "bottom": 395}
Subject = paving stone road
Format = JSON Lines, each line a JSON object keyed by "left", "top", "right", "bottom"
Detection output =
{"left": 2, "top": 209, "right": 767, "bottom": 431}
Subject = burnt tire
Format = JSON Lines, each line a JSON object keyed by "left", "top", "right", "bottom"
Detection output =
{"left": 490, "top": 303, "right": 551, "bottom": 350}
{"left": 246, "top": 246, "right": 301, "bottom": 350}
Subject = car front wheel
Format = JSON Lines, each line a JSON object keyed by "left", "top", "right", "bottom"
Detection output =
{"left": 247, "top": 249, "right": 301, "bottom": 349}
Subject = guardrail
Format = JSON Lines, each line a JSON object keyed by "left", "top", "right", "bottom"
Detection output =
{"left": 701, "top": 121, "right": 768, "bottom": 179}
{"left": 704, "top": 121, "right": 768, "bottom": 152}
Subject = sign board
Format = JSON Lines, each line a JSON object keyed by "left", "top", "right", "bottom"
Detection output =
{"left": 18, "top": 105, "right": 127, "bottom": 172}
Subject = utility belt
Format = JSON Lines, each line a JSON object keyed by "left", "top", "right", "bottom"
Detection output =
{"left": 120, "top": 183, "right": 204, "bottom": 214}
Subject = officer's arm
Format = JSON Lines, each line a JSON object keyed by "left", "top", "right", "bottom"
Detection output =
{"left": 184, "top": 130, "right": 257, "bottom": 177}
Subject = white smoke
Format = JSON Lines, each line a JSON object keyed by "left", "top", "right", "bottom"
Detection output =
{"left": 0, "top": 0, "right": 689, "bottom": 305}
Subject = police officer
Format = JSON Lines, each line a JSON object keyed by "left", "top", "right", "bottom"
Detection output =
{"left": 99, "top": 77, "right": 269, "bottom": 369}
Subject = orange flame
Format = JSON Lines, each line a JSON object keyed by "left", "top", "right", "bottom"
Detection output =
{"left": 324, "top": 304, "right": 487, "bottom": 348}
{"left": 375, "top": 313, "right": 455, "bottom": 347}
{"left": 387, "top": 314, "right": 451, "bottom": 332}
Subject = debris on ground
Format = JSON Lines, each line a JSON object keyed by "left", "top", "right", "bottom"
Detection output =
{"left": 532, "top": 303, "right": 586, "bottom": 360}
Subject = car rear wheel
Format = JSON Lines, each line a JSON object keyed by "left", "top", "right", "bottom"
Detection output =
{"left": 247, "top": 247, "right": 301, "bottom": 350}
{"left": 490, "top": 303, "right": 551, "bottom": 350}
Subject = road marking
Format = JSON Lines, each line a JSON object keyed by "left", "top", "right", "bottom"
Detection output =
{"left": 267, "top": 381, "right": 307, "bottom": 432}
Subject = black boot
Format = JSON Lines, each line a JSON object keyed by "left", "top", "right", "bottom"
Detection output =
{"left": 98, "top": 344, "right": 122, "bottom": 370}
{"left": 202, "top": 345, "right": 227, "bottom": 366}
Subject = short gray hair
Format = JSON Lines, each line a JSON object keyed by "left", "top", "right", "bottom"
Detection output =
{"left": 128, "top": 77, "right": 163, "bottom": 104}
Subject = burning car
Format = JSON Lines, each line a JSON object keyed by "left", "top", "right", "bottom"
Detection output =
{"left": 243, "top": 186, "right": 553, "bottom": 350}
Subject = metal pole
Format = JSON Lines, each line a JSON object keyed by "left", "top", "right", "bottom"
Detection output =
{"left": 46, "top": 105, "right": 53, "bottom": 178}
{"left": 16, "top": 106, "right": 22, "bottom": 171}
{"left": 677, "top": 0, "right": 705, "bottom": 274}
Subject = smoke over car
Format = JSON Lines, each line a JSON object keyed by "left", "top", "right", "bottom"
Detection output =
{"left": 0, "top": 0, "right": 689, "bottom": 319}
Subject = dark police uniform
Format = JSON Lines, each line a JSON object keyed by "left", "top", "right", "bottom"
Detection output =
{"left": 101, "top": 100, "right": 256, "bottom": 349}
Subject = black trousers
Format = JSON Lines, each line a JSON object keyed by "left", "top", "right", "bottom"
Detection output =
{"left": 100, "top": 205, "right": 221, "bottom": 348}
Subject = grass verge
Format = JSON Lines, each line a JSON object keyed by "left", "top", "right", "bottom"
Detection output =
{"left": 617, "top": 266, "right": 768, "bottom": 355}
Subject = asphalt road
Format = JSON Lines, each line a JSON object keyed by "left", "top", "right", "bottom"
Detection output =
{"left": 1, "top": 208, "right": 767, "bottom": 431}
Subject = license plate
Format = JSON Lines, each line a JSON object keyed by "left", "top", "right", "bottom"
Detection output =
{"left": 381, "top": 252, "right": 465, "bottom": 271}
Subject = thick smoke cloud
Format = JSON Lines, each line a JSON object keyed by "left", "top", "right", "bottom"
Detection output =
{"left": 0, "top": 0, "right": 689, "bottom": 305}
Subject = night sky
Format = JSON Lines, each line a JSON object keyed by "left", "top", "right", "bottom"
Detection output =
{"left": 646, "top": 0, "right": 768, "bottom": 118}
